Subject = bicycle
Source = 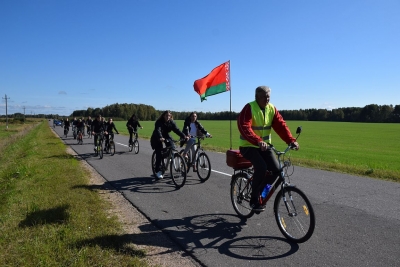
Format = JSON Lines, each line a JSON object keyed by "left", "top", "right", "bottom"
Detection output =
{"left": 228, "top": 126, "right": 315, "bottom": 243}
{"left": 104, "top": 132, "right": 116, "bottom": 156}
{"left": 77, "top": 129, "right": 83, "bottom": 145}
{"left": 72, "top": 125, "right": 77, "bottom": 139}
{"left": 128, "top": 130, "right": 139, "bottom": 154}
{"left": 93, "top": 133, "right": 104, "bottom": 159}
{"left": 179, "top": 135, "right": 212, "bottom": 182}
{"left": 87, "top": 125, "right": 92, "bottom": 139}
{"left": 151, "top": 139, "right": 187, "bottom": 188}
{"left": 64, "top": 127, "right": 69, "bottom": 138}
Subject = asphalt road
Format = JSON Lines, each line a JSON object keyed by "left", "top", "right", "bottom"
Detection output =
{"left": 51, "top": 123, "right": 400, "bottom": 267}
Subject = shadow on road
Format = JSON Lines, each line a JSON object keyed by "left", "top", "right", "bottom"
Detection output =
{"left": 149, "top": 213, "right": 299, "bottom": 261}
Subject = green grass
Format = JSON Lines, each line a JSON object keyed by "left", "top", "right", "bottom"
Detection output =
{"left": 0, "top": 122, "right": 149, "bottom": 266}
{"left": 114, "top": 120, "right": 400, "bottom": 182}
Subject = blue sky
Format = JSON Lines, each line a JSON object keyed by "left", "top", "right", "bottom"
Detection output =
{"left": 1, "top": 0, "right": 399, "bottom": 116}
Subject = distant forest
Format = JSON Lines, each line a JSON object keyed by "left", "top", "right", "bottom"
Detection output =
{"left": 68, "top": 103, "right": 400, "bottom": 123}
{"left": 4, "top": 103, "right": 400, "bottom": 123}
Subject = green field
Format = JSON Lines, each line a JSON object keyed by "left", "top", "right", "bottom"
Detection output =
{"left": 114, "top": 120, "right": 400, "bottom": 181}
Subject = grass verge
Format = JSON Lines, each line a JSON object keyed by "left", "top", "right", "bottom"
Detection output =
{"left": 0, "top": 122, "right": 149, "bottom": 267}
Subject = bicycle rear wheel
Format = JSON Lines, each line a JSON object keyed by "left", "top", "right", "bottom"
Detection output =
{"left": 151, "top": 151, "right": 157, "bottom": 176}
{"left": 230, "top": 173, "right": 255, "bottom": 218}
{"left": 99, "top": 142, "right": 103, "bottom": 159}
{"left": 170, "top": 153, "right": 187, "bottom": 188}
{"left": 133, "top": 140, "right": 139, "bottom": 154}
{"left": 196, "top": 152, "right": 211, "bottom": 182}
{"left": 274, "top": 186, "right": 315, "bottom": 243}
{"left": 110, "top": 141, "right": 115, "bottom": 156}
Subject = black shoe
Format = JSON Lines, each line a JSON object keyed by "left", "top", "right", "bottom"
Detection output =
{"left": 251, "top": 203, "right": 266, "bottom": 212}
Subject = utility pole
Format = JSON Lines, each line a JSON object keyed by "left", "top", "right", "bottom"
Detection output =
{"left": 23, "top": 106, "right": 26, "bottom": 123}
{"left": 2, "top": 94, "right": 10, "bottom": 129}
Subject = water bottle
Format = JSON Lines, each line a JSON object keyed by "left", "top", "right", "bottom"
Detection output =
{"left": 261, "top": 184, "right": 271, "bottom": 199}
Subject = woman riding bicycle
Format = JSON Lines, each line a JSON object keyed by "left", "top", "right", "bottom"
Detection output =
{"left": 181, "top": 112, "right": 212, "bottom": 171}
{"left": 104, "top": 118, "right": 119, "bottom": 151}
{"left": 150, "top": 110, "right": 188, "bottom": 180}
{"left": 237, "top": 86, "right": 299, "bottom": 212}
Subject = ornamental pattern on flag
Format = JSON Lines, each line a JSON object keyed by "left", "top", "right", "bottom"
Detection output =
{"left": 193, "top": 61, "right": 230, "bottom": 102}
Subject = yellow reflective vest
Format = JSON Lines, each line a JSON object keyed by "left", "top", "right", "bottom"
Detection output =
{"left": 239, "top": 101, "right": 275, "bottom": 148}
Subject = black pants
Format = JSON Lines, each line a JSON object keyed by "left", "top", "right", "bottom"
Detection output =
{"left": 239, "top": 146, "right": 279, "bottom": 205}
{"left": 129, "top": 128, "right": 137, "bottom": 143}
{"left": 105, "top": 133, "right": 114, "bottom": 147}
{"left": 154, "top": 139, "right": 175, "bottom": 173}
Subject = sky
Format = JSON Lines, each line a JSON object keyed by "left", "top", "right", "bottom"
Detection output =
{"left": 1, "top": 0, "right": 399, "bottom": 116}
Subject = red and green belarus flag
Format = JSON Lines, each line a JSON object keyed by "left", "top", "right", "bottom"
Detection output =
{"left": 193, "top": 61, "right": 230, "bottom": 102}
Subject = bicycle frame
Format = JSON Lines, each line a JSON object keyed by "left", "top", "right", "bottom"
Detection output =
{"left": 233, "top": 127, "right": 301, "bottom": 206}
{"left": 183, "top": 136, "right": 209, "bottom": 165}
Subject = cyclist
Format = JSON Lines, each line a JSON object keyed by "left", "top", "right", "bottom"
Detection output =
{"left": 71, "top": 117, "right": 78, "bottom": 139}
{"left": 150, "top": 110, "right": 188, "bottom": 179}
{"left": 104, "top": 118, "right": 119, "bottom": 151}
{"left": 63, "top": 118, "right": 70, "bottom": 134}
{"left": 237, "top": 86, "right": 299, "bottom": 212}
{"left": 81, "top": 117, "right": 86, "bottom": 136}
{"left": 76, "top": 118, "right": 85, "bottom": 138}
{"left": 92, "top": 115, "right": 106, "bottom": 152}
{"left": 86, "top": 116, "right": 93, "bottom": 135}
{"left": 126, "top": 114, "right": 143, "bottom": 145}
{"left": 181, "top": 112, "right": 212, "bottom": 171}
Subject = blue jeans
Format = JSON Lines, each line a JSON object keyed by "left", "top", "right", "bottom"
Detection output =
{"left": 183, "top": 138, "right": 197, "bottom": 163}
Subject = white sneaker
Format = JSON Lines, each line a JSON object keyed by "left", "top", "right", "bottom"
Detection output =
{"left": 156, "top": 171, "right": 163, "bottom": 179}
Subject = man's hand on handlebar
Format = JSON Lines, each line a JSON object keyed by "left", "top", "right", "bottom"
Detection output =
{"left": 290, "top": 142, "right": 300, "bottom": 150}
{"left": 258, "top": 141, "right": 268, "bottom": 151}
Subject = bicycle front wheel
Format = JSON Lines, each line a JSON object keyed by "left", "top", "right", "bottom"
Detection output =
{"left": 196, "top": 152, "right": 211, "bottom": 182}
{"left": 110, "top": 141, "right": 115, "bottom": 156}
{"left": 230, "top": 173, "right": 255, "bottom": 218}
{"left": 133, "top": 140, "right": 139, "bottom": 154}
{"left": 170, "top": 153, "right": 187, "bottom": 188}
{"left": 274, "top": 186, "right": 315, "bottom": 243}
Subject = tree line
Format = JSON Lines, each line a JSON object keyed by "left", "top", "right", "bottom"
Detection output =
{"left": 69, "top": 103, "right": 400, "bottom": 123}
{"left": 2, "top": 103, "right": 399, "bottom": 123}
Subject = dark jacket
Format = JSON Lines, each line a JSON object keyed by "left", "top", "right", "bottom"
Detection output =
{"left": 126, "top": 118, "right": 142, "bottom": 131}
{"left": 150, "top": 119, "right": 185, "bottom": 149}
{"left": 76, "top": 121, "right": 85, "bottom": 129}
{"left": 105, "top": 122, "right": 119, "bottom": 133}
{"left": 92, "top": 119, "right": 105, "bottom": 133}
{"left": 64, "top": 120, "right": 70, "bottom": 128}
{"left": 182, "top": 116, "right": 208, "bottom": 137}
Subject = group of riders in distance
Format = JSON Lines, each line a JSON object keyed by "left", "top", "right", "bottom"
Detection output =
{"left": 57, "top": 114, "right": 143, "bottom": 154}
{"left": 51, "top": 85, "right": 315, "bottom": 243}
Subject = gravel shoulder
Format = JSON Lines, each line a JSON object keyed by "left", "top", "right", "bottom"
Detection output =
{"left": 64, "top": 146, "right": 200, "bottom": 267}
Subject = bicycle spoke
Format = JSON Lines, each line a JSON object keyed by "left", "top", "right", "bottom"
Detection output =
{"left": 274, "top": 187, "right": 315, "bottom": 243}
{"left": 170, "top": 153, "right": 186, "bottom": 188}
{"left": 196, "top": 152, "right": 211, "bottom": 182}
{"left": 231, "top": 174, "right": 254, "bottom": 218}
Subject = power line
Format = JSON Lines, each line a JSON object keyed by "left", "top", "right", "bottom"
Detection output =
{"left": 2, "top": 94, "right": 10, "bottom": 129}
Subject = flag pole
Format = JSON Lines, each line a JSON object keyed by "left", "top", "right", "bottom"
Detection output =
{"left": 229, "top": 60, "right": 232, "bottom": 150}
